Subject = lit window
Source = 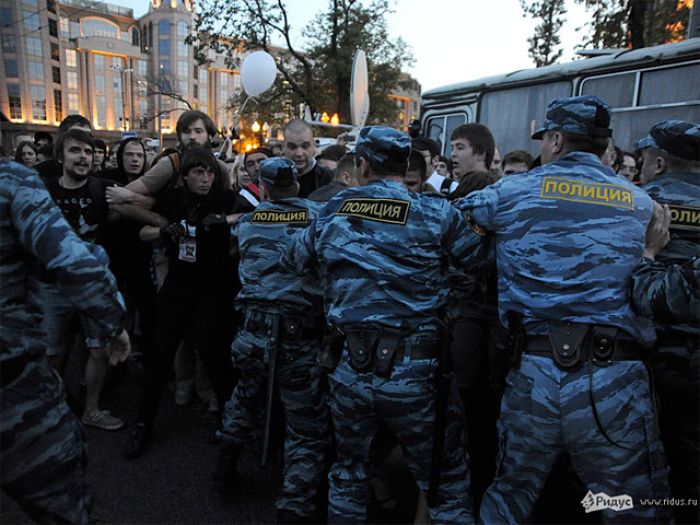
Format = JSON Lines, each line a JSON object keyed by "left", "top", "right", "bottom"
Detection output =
{"left": 54, "top": 88, "right": 62, "bottom": 121}
{"left": 65, "top": 49, "right": 77, "bottom": 67}
{"left": 68, "top": 92, "right": 79, "bottom": 114}
{"left": 51, "top": 42, "right": 59, "bottom": 61}
{"left": 59, "top": 16, "right": 69, "bottom": 35}
{"left": 7, "top": 84, "right": 22, "bottom": 119}
{"left": 31, "top": 85, "right": 46, "bottom": 121}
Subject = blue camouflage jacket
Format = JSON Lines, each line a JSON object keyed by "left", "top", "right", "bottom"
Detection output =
{"left": 639, "top": 172, "right": 700, "bottom": 336}
{"left": 0, "top": 159, "right": 125, "bottom": 363}
{"left": 234, "top": 197, "right": 323, "bottom": 314}
{"left": 282, "top": 179, "right": 488, "bottom": 330}
{"left": 455, "top": 151, "right": 656, "bottom": 346}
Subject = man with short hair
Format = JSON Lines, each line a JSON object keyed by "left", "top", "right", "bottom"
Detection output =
{"left": 456, "top": 96, "right": 671, "bottom": 523}
{"left": 283, "top": 119, "right": 332, "bottom": 198}
{"left": 1, "top": 157, "right": 129, "bottom": 524}
{"left": 413, "top": 136, "right": 457, "bottom": 195}
{"left": 34, "top": 131, "right": 53, "bottom": 149}
{"left": 92, "top": 139, "right": 106, "bottom": 176}
{"left": 450, "top": 123, "right": 495, "bottom": 181}
{"left": 316, "top": 144, "right": 348, "bottom": 171}
{"left": 634, "top": 119, "right": 700, "bottom": 524}
{"left": 500, "top": 149, "right": 534, "bottom": 177}
{"left": 283, "top": 126, "right": 488, "bottom": 523}
{"left": 40, "top": 129, "right": 127, "bottom": 431}
{"left": 307, "top": 153, "right": 360, "bottom": 201}
{"left": 404, "top": 149, "right": 430, "bottom": 193}
{"left": 215, "top": 158, "right": 328, "bottom": 523}
{"left": 239, "top": 147, "right": 272, "bottom": 208}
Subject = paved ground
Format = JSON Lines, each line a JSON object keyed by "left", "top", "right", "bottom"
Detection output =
{"left": 1, "top": 353, "right": 599, "bottom": 525}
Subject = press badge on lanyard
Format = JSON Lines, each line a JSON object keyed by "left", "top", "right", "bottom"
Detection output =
{"left": 178, "top": 220, "right": 197, "bottom": 263}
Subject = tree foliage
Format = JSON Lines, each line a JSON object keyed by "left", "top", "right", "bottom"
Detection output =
{"left": 188, "top": 0, "right": 414, "bottom": 126}
{"left": 522, "top": 0, "right": 691, "bottom": 67}
{"left": 574, "top": 0, "right": 692, "bottom": 49}
{"left": 520, "top": 0, "right": 567, "bottom": 67}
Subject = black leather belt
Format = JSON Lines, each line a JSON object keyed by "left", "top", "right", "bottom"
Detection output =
{"left": 523, "top": 335, "right": 643, "bottom": 362}
{"left": 244, "top": 309, "right": 321, "bottom": 341}
{"left": 392, "top": 341, "right": 438, "bottom": 361}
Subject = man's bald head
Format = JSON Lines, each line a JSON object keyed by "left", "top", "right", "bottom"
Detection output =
{"left": 284, "top": 119, "right": 316, "bottom": 174}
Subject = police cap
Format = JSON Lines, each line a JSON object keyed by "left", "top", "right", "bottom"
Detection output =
{"left": 532, "top": 95, "right": 612, "bottom": 140}
{"left": 258, "top": 157, "right": 298, "bottom": 188}
{"left": 634, "top": 120, "right": 700, "bottom": 161}
{"left": 355, "top": 125, "right": 411, "bottom": 174}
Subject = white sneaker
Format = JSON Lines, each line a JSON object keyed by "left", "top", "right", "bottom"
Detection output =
{"left": 82, "top": 409, "right": 124, "bottom": 431}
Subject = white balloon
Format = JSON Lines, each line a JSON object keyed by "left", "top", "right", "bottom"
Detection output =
{"left": 241, "top": 51, "right": 277, "bottom": 97}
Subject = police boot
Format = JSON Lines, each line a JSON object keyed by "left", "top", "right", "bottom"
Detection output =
{"left": 213, "top": 443, "right": 241, "bottom": 494}
{"left": 122, "top": 422, "right": 153, "bottom": 460}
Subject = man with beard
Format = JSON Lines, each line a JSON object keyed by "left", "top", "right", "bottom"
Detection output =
{"left": 39, "top": 129, "right": 127, "bottom": 430}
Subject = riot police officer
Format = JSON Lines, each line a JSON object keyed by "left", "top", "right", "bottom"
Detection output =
{"left": 635, "top": 120, "right": 700, "bottom": 523}
{"left": 216, "top": 158, "right": 328, "bottom": 524}
{"left": 456, "top": 96, "right": 672, "bottom": 523}
{"left": 283, "top": 126, "right": 489, "bottom": 524}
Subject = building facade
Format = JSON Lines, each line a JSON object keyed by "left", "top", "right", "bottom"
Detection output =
{"left": 0, "top": 0, "right": 420, "bottom": 151}
{"left": 0, "top": 0, "right": 244, "bottom": 150}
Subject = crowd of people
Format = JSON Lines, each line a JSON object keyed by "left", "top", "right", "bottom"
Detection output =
{"left": 0, "top": 96, "right": 698, "bottom": 525}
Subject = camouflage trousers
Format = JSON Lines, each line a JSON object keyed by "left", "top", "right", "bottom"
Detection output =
{"left": 327, "top": 354, "right": 474, "bottom": 524}
{"left": 218, "top": 323, "right": 328, "bottom": 517}
{"left": 652, "top": 337, "right": 700, "bottom": 523}
{"left": 1, "top": 359, "right": 91, "bottom": 524}
{"left": 481, "top": 355, "right": 671, "bottom": 524}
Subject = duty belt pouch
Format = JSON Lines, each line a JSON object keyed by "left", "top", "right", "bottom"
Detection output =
{"left": 374, "top": 330, "right": 402, "bottom": 378}
{"left": 318, "top": 325, "right": 346, "bottom": 372}
{"left": 590, "top": 326, "right": 618, "bottom": 366}
{"left": 548, "top": 322, "right": 589, "bottom": 372}
{"left": 346, "top": 329, "right": 378, "bottom": 373}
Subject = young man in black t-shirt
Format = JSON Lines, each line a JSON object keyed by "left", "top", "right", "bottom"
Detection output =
{"left": 40, "top": 129, "right": 125, "bottom": 431}
{"left": 123, "top": 145, "right": 248, "bottom": 458}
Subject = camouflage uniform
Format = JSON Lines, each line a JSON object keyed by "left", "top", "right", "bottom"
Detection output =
{"left": 0, "top": 159, "right": 125, "bottom": 523}
{"left": 456, "top": 97, "right": 671, "bottom": 523}
{"left": 218, "top": 158, "right": 328, "bottom": 519}
{"left": 635, "top": 120, "right": 700, "bottom": 522}
{"left": 283, "top": 127, "right": 489, "bottom": 524}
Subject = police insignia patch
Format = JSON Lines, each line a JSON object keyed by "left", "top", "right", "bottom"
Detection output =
{"left": 464, "top": 213, "right": 487, "bottom": 236}
{"left": 541, "top": 176, "right": 634, "bottom": 210}
{"left": 335, "top": 198, "right": 410, "bottom": 225}
{"left": 667, "top": 204, "right": 700, "bottom": 231}
{"left": 251, "top": 209, "right": 309, "bottom": 224}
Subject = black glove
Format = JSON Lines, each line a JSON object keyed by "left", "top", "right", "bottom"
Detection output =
{"left": 202, "top": 213, "right": 228, "bottom": 231}
{"left": 160, "top": 222, "right": 185, "bottom": 242}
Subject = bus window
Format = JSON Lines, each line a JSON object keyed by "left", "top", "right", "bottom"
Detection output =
{"left": 638, "top": 63, "right": 700, "bottom": 106}
{"left": 579, "top": 72, "right": 635, "bottom": 108}
{"left": 426, "top": 113, "right": 467, "bottom": 156}
{"left": 480, "top": 80, "right": 571, "bottom": 154}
